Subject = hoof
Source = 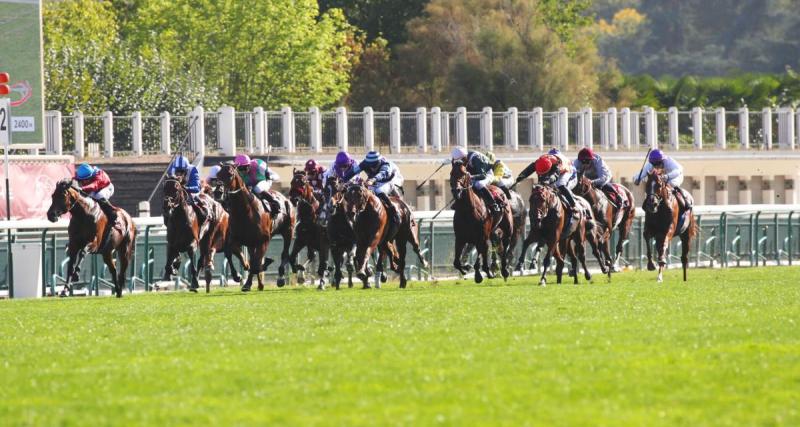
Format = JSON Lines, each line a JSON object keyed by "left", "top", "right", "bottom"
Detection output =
{"left": 647, "top": 262, "right": 656, "bottom": 271}
{"left": 475, "top": 272, "right": 483, "bottom": 284}
{"left": 585, "top": 272, "right": 592, "bottom": 281}
{"left": 257, "top": 283, "right": 264, "bottom": 291}
{"left": 241, "top": 285, "right": 251, "bottom": 292}
{"left": 276, "top": 277, "right": 286, "bottom": 288}
{"left": 317, "top": 284, "right": 326, "bottom": 291}
{"left": 539, "top": 279, "right": 546, "bottom": 287}
{"left": 362, "top": 283, "right": 371, "bottom": 289}
{"left": 380, "top": 272, "right": 387, "bottom": 283}
{"left": 611, "top": 264, "right": 622, "bottom": 273}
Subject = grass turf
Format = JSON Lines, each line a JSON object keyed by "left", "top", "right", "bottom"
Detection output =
{"left": 1, "top": 267, "right": 799, "bottom": 426}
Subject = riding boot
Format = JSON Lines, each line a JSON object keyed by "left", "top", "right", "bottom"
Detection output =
{"left": 674, "top": 187, "right": 693, "bottom": 211}
{"left": 558, "top": 186, "right": 579, "bottom": 217}
{"left": 260, "top": 191, "right": 280, "bottom": 218}
{"left": 97, "top": 198, "right": 117, "bottom": 249}
{"left": 601, "top": 183, "right": 620, "bottom": 208}
{"left": 377, "top": 192, "right": 401, "bottom": 228}
{"left": 479, "top": 187, "right": 502, "bottom": 213}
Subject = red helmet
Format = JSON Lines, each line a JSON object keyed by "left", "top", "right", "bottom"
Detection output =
{"left": 304, "top": 159, "right": 318, "bottom": 173}
{"left": 578, "top": 147, "right": 595, "bottom": 162}
{"left": 535, "top": 155, "right": 554, "bottom": 175}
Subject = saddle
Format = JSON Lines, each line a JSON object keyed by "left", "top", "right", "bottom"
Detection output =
{"left": 487, "top": 186, "right": 508, "bottom": 208}
{"left": 603, "top": 183, "right": 627, "bottom": 208}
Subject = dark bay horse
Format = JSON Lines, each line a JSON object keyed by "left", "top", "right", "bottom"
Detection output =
{"left": 162, "top": 178, "right": 244, "bottom": 292}
{"left": 216, "top": 164, "right": 273, "bottom": 291}
{"left": 288, "top": 170, "right": 329, "bottom": 289}
{"left": 574, "top": 174, "right": 636, "bottom": 272}
{"left": 265, "top": 187, "right": 295, "bottom": 287}
{"left": 643, "top": 171, "right": 697, "bottom": 282}
{"left": 326, "top": 182, "right": 356, "bottom": 289}
{"left": 517, "top": 185, "right": 592, "bottom": 286}
{"left": 449, "top": 161, "right": 513, "bottom": 283}
{"left": 46, "top": 179, "right": 136, "bottom": 298}
{"left": 343, "top": 182, "right": 427, "bottom": 289}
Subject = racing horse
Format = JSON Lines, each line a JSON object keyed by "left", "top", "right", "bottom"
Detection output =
{"left": 288, "top": 170, "right": 329, "bottom": 289}
{"left": 574, "top": 173, "right": 636, "bottom": 273}
{"left": 46, "top": 179, "right": 136, "bottom": 298}
{"left": 264, "top": 183, "right": 295, "bottom": 288}
{"left": 449, "top": 160, "right": 513, "bottom": 283}
{"left": 517, "top": 184, "right": 592, "bottom": 286}
{"left": 343, "top": 181, "right": 427, "bottom": 289}
{"left": 162, "top": 178, "right": 244, "bottom": 292}
{"left": 216, "top": 164, "right": 273, "bottom": 291}
{"left": 325, "top": 180, "right": 357, "bottom": 289}
{"left": 642, "top": 171, "right": 697, "bottom": 282}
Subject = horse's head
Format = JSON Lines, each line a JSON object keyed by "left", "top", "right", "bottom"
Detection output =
{"left": 162, "top": 178, "right": 186, "bottom": 218}
{"left": 574, "top": 172, "right": 593, "bottom": 197}
{"left": 216, "top": 163, "right": 244, "bottom": 192}
{"left": 528, "top": 185, "right": 555, "bottom": 227}
{"left": 343, "top": 182, "right": 371, "bottom": 216}
{"left": 643, "top": 170, "right": 671, "bottom": 213}
{"left": 289, "top": 169, "right": 310, "bottom": 205}
{"left": 449, "top": 160, "right": 471, "bottom": 199}
{"left": 47, "top": 179, "right": 80, "bottom": 222}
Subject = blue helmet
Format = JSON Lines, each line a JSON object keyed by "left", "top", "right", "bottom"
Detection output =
{"left": 75, "top": 163, "right": 97, "bottom": 180}
{"left": 648, "top": 149, "right": 665, "bottom": 164}
{"left": 173, "top": 155, "right": 190, "bottom": 171}
{"left": 547, "top": 148, "right": 561, "bottom": 156}
{"left": 364, "top": 151, "right": 382, "bottom": 164}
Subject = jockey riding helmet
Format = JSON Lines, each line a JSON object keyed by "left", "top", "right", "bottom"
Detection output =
{"left": 485, "top": 151, "right": 496, "bottom": 163}
{"left": 234, "top": 154, "right": 251, "bottom": 170}
{"left": 334, "top": 151, "right": 352, "bottom": 171}
{"left": 648, "top": 149, "right": 665, "bottom": 165}
{"left": 450, "top": 146, "right": 468, "bottom": 161}
{"left": 75, "top": 163, "right": 97, "bottom": 180}
{"left": 578, "top": 148, "right": 595, "bottom": 163}
{"left": 173, "top": 155, "right": 190, "bottom": 172}
{"left": 547, "top": 148, "right": 561, "bottom": 156}
{"left": 534, "top": 156, "right": 554, "bottom": 176}
{"left": 305, "top": 159, "right": 319, "bottom": 173}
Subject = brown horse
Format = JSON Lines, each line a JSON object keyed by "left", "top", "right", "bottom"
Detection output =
{"left": 518, "top": 185, "right": 592, "bottom": 286}
{"left": 288, "top": 170, "right": 329, "bottom": 289}
{"left": 343, "top": 182, "right": 427, "bottom": 289}
{"left": 162, "top": 178, "right": 244, "bottom": 292}
{"left": 265, "top": 187, "right": 295, "bottom": 288}
{"left": 46, "top": 179, "right": 136, "bottom": 298}
{"left": 449, "top": 161, "right": 513, "bottom": 283}
{"left": 216, "top": 164, "right": 272, "bottom": 291}
{"left": 574, "top": 174, "right": 636, "bottom": 274}
{"left": 325, "top": 181, "right": 357, "bottom": 289}
{"left": 643, "top": 171, "right": 697, "bottom": 282}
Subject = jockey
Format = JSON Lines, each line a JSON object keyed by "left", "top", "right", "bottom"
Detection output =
{"left": 234, "top": 154, "right": 281, "bottom": 216}
{"left": 516, "top": 153, "right": 579, "bottom": 212}
{"left": 450, "top": 146, "right": 502, "bottom": 213}
{"left": 74, "top": 162, "right": 118, "bottom": 238}
{"left": 205, "top": 164, "right": 222, "bottom": 186}
{"left": 358, "top": 151, "right": 404, "bottom": 225}
{"left": 633, "top": 149, "right": 693, "bottom": 210}
{"left": 322, "top": 151, "right": 360, "bottom": 195}
{"left": 304, "top": 159, "right": 327, "bottom": 192}
{"left": 573, "top": 147, "right": 622, "bottom": 207}
{"left": 167, "top": 155, "right": 208, "bottom": 223}
{"left": 485, "top": 151, "right": 514, "bottom": 198}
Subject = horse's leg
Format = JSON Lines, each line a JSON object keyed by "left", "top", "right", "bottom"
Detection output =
{"left": 644, "top": 230, "right": 656, "bottom": 271}
{"left": 397, "top": 237, "right": 408, "bottom": 288}
{"left": 317, "top": 234, "right": 330, "bottom": 289}
{"left": 346, "top": 248, "right": 355, "bottom": 288}
{"left": 406, "top": 224, "right": 428, "bottom": 269}
{"left": 242, "top": 246, "right": 257, "bottom": 292}
{"left": 276, "top": 227, "right": 292, "bottom": 288}
{"left": 515, "top": 231, "right": 535, "bottom": 272}
{"left": 69, "top": 248, "right": 86, "bottom": 284}
{"left": 203, "top": 245, "right": 216, "bottom": 292}
{"left": 355, "top": 244, "right": 372, "bottom": 288}
{"left": 614, "top": 212, "right": 634, "bottom": 272}
{"left": 538, "top": 242, "right": 557, "bottom": 286}
{"left": 655, "top": 233, "right": 668, "bottom": 283}
{"left": 163, "top": 243, "right": 178, "bottom": 281}
{"left": 61, "top": 244, "right": 83, "bottom": 297}
{"left": 453, "top": 236, "right": 468, "bottom": 276}
{"left": 680, "top": 230, "right": 691, "bottom": 282}
{"left": 477, "top": 239, "right": 493, "bottom": 282}
{"left": 102, "top": 250, "right": 120, "bottom": 298}
{"left": 187, "top": 246, "right": 199, "bottom": 292}
{"left": 574, "top": 234, "right": 592, "bottom": 283}
{"left": 530, "top": 244, "right": 541, "bottom": 270}
{"left": 330, "top": 246, "right": 343, "bottom": 290}
{"left": 555, "top": 243, "right": 566, "bottom": 285}
{"left": 118, "top": 240, "right": 132, "bottom": 297}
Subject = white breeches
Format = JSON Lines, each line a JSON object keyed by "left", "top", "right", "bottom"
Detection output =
{"left": 253, "top": 180, "right": 273, "bottom": 193}
{"left": 89, "top": 184, "right": 114, "bottom": 200}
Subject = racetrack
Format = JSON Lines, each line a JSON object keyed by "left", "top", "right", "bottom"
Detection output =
{"left": 2, "top": 267, "right": 799, "bottom": 426}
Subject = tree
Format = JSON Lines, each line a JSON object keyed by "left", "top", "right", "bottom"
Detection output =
{"left": 124, "top": 0, "right": 357, "bottom": 110}
{"left": 395, "top": 0, "right": 604, "bottom": 109}
{"left": 318, "top": 0, "right": 428, "bottom": 47}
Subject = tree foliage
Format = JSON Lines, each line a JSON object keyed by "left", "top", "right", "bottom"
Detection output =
{"left": 319, "top": 0, "right": 428, "bottom": 47}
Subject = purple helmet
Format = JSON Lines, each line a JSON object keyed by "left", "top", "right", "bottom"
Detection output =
{"left": 548, "top": 148, "right": 561, "bottom": 156}
{"left": 648, "top": 149, "right": 665, "bottom": 164}
{"left": 334, "top": 151, "right": 352, "bottom": 169}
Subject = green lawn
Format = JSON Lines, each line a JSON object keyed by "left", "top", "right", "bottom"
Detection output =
{"left": 1, "top": 267, "right": 799, "bottom": 426}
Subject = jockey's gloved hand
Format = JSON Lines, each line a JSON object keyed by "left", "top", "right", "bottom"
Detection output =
{"left": 366, "top": 179, "right": 376, "bottom": 186}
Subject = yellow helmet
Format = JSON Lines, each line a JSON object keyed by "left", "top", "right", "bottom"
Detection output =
{"left": 485, "top": 151, "right": 496, "bottom": 163}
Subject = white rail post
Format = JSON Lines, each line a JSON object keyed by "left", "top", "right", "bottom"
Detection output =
{"left": 74, "top": 110, "right": 84, "bottom": 158}
{"left": 620, "top": 107, "right": 631, "bottom": 149}
{"left": 309, "top": 107, "right": 322, "bottom": 153}
{"left": 441, "top": 112, "right": 451, "bottom": 149}
{"left": 362, "top": 106, "right": 374, "bottom": 152}
{"left": 389, "top": 106, "right": 401, "bottom": 153}
{"left": 430, "top": 107, "right": 442, "bottom": 153}
{"left": 600, "top": 111, "right": 608, "bottom": 149}
{"left": 785, "top": 108, "right": 795, "bottom": 150}
{"left": 608, "top": 107, "right": 618, "bottom": 150}
{"left": 456, "top": 107, "right": 467, "bottom": 148}
{"left": 132, "top": 111, "right": 143, "bottom": 156}
{"left": 191, "top": 105, "right": 205, "bottom": 159}
{"left": 48, "top": 110, "right": 63, "bottom": 155}
{"left": 219, "top": 106, "right": 236, "bottom": 156}
{"left": 645, "top": 106, "right": 657, "bottom": 149}
{"left": 416, "top": 107, "right": 427, "bottom": 153}
{"left": 692, "top": 107, "right": 703, "bottom": 149}
{"left": 558, "top": 107, "right": 569, "bottom": 151}
{"left": 576, "top": 109, "right": 584, "bottom": 148}
{"left": 762, "top": 107, "right": 772, "bottom": 149}
{"left": 668, "top": 107, "right": 679, "bottom": 150}
{"left": 796, "top": 108, "right": 800, "bottom": 150}
{"left": 254, "top": 107, "right": 266, "bottom": 154}
{"left": 584, "top": 107, "right": 593, "bottom": 148}
{"left": 716, "top": 107, "right": 726, "bottom": 149}
{"left": 532, "top": 107, "right": 543, "bottom": 150}
{"left": 160, "top": 111, "right": 171, "bottom": 155}
{"left": 480, "top": 107, "right": 493, "bottom": 151}
{"left": 103, "top": 111, "right": 113, "bottom": 158}
{"left": 282, "top": 106, "right": 295, "bottom": 153}
{"left": 507, "top": 107, "right": 519, "bottom": 151}
{"left": 739, "top": 107, "right": 749, "bottom": 149}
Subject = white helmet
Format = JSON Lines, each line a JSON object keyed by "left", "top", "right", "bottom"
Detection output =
{"left": 207, "top": 165, "right": 221, "bottom": 180}
{"left": 451, "top": 146, "right": 468, "bottom": 161}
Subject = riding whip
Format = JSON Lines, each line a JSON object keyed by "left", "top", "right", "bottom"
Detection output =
{"left": 431, "top": 198, "right": 455, "bottom": 220}
{"left": 147, "top": 114, "right": 200, "bottom": 204}
{"left": 634, "top": 147, "right": 652, "bottom": 186}
{"left": 416, "top": 160, "right": 448, "bottom": 191}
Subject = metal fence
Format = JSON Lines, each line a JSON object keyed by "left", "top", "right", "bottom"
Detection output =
{"left": 1, "top": 205, "right": 798, "bottom": 298}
